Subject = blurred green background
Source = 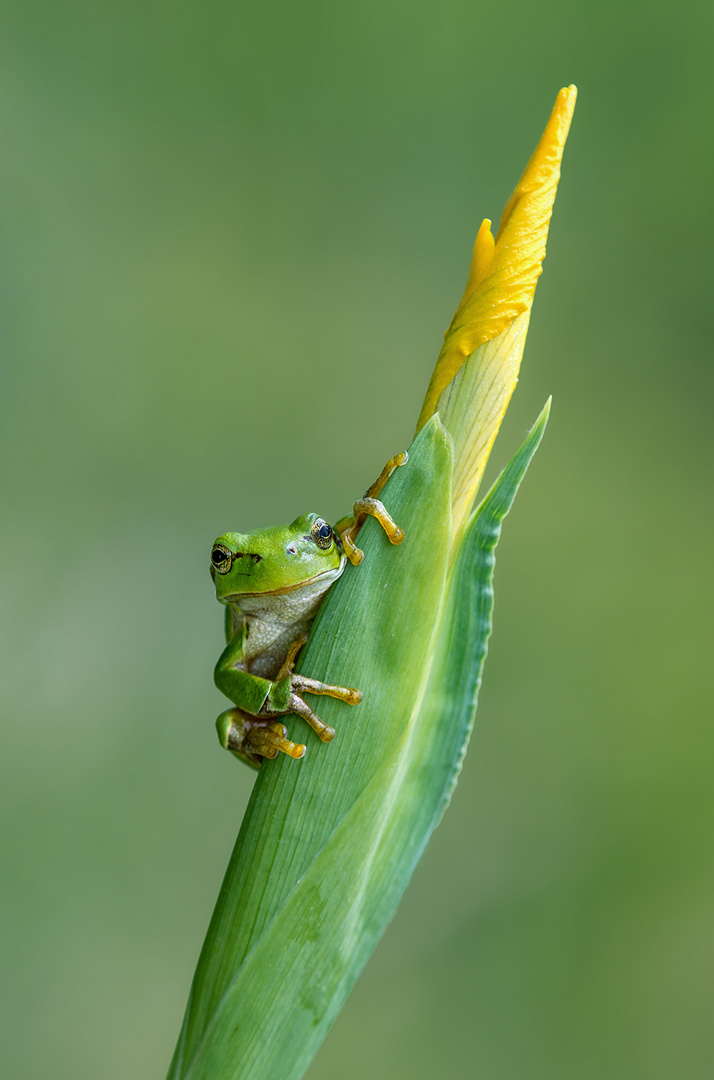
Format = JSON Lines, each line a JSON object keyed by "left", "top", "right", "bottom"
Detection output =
{"left": 1, "top": 1, "right": 711, "bottom": 1077}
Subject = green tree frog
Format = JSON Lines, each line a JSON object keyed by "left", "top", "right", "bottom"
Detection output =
{"left": 211, "top": 453, "right": 407, "bottom": 768}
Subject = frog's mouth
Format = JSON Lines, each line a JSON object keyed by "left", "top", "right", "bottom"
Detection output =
{"left": 221, "top": 560, "right": 345, "bottom": 601}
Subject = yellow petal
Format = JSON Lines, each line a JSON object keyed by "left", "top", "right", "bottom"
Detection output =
{"left": 458, "top": 217, "right": 495, "bottom": 306}
{"left": 416, "top": 85, "right": 577, "bottom": 435}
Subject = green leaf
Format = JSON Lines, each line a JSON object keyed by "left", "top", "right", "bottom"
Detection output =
{"left": 167, "top": 402, "right": 549, "bottom": 1080}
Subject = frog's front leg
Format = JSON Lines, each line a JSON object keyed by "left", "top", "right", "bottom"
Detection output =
{"left": 336, "top": 450, "right": 408, "bottom": 565}
{"left": 285, "top": 674, "right": 362, "bottom": 741}
{"left": 214, "top": 630, "right": 362, "bottom": 765}
{"left": 272, "top": 633, "right": 363, "bottom": 742}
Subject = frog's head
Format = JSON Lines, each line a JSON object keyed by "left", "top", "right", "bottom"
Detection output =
{"left": 210, "top": 513, "right": 345, "bottom": 601}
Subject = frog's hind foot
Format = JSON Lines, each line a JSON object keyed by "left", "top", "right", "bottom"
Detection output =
{"left": 216, "top": 708, "right": 306, "bottom": 770}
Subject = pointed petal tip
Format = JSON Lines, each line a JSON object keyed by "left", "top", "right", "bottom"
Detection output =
{"left": 458, "top": 218, "right": 495, "bottom": 311}
{"left": 416, "top": 89, "right": 576, "bottom": 437}
{"left": 553, "top": 84, "right": 577, "bottom": 138}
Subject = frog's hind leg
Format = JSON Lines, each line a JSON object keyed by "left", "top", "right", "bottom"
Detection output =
{"left": 337, "top": 450, "right": 408, "bottom": 565}
{"left": 216, "top": 708, "right": 306, "bottom": 769}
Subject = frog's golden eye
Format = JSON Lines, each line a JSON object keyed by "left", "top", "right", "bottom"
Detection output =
{"left": 211, "top": 544, "right": 233, "bottom": 574}
{"left": 311, "top": 518, "right": 333, "bottom": 549}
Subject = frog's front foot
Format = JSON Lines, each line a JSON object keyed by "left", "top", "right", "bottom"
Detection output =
{"left": 287, "top": 675, "right": 363, "bottom": 743}
{"left": 216, "top": 708, "right": 306, "bottom": 770}
{"left": 337, "top": 450, "right": 408, "bottom": 565}
{"left": 271, "top": 636, "right": 363, "bottom": 746}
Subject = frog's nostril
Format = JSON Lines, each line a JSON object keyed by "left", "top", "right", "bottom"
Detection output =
{"left": 287, "top": 545, "right": 297, "bottom": 554}
{"left": 251, "top": 554, "right": 262, "bottom": 563}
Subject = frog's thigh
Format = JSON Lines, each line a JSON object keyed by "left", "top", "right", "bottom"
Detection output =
{"left": 214, "top": 651, "right": 273, "bottom": 715}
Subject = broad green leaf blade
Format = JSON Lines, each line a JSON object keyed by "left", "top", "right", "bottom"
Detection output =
{"left": 168, "top": 403, "right": 549, "bottom": 1080}
{"left": 169, "top": 416, "right": 454, "bottom": 1079}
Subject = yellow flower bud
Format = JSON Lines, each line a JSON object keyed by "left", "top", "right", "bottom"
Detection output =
{"left": 417, "top": 85, "right": 577, "bottom": 535}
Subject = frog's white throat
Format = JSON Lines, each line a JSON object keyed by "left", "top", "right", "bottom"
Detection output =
{"left": 227, "top": 563, "right": 345, "bottom": 681}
